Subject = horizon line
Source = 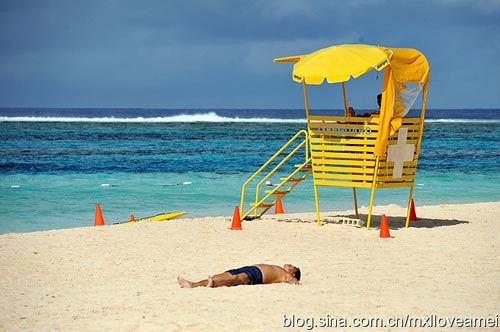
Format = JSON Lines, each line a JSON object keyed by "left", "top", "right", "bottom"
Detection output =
{"left": 0, "top": 107, "right": 499, "bottom": 111}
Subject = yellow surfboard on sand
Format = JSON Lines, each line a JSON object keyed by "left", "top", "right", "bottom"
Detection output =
{"left": 115, "top": 212, "right": 187, "bottom": 225}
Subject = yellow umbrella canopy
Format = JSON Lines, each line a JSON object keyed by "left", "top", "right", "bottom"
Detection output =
{"left": 274, "top": 44, "right": 429, "bottom": 157}
{"left": 274, "top": 44, "right": 393, "bottom": 84}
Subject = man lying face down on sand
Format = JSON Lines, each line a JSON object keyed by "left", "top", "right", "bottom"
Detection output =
{"left": 177, "top": 264, "right": 301, "bottom": 288}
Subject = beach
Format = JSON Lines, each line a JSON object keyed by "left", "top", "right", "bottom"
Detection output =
{"left": 1, "top": 201, "right": 498, "bottom": 331}
{"left": 1, "top": 1, "right": 500, "bottom": 330}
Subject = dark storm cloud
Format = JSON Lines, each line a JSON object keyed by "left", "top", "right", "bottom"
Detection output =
{"left": 0, "top": 0, "right": 499, "bottom": 108}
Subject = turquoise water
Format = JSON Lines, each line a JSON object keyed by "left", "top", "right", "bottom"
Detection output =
{"left": 0, "top": 109, "right": 499, "bottom": 233}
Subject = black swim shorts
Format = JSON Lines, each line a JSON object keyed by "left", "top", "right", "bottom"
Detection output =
{"left": 226, "top": 266, "right": 263, "bottom": 285}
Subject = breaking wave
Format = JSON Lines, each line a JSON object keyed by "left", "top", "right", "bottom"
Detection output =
{"left": 0, "top": 112, "right": 305, "bottom": 123}
{"left": 425, "top": 119, "right": 500, "bottom": 123}
{"left": 1, "top": 112, "right": 498, "bottom": 124}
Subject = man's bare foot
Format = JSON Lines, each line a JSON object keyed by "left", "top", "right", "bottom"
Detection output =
{"left": 177, "top": 276, "right": 194, "bottom": 288}
{"left": 207, "top": 275, "right": 214, "bottom": 288}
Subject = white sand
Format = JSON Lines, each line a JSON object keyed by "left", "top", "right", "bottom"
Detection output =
{"left": 1, "top": 202, "right": 499, "bottom": 331}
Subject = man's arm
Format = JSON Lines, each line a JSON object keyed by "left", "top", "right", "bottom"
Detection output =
{"left": 285, "top": 274, "right": 300, "bottom": 285}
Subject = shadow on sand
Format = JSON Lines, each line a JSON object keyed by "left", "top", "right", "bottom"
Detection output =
{"left": 279, "top": 214, "right": 469, "bottom": 230}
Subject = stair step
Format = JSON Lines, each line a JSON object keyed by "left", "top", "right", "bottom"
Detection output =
{"left": 280, "top": 176, "right": 306, "bottom": 182}
{"left": 250, "top": 202, "right": 274, "bottom": 208}
{"left": 294, "top": 164, "right": 312, "bottom": 170}
{"left": 265, "top": 189, "right": 290, "bottom": 195}
{"left": 243, "top": 215, "right": 261, "bottom": 221}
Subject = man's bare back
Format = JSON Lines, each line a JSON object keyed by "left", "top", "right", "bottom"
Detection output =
{"left": 255, "top": 264, "right": 299, "bottom": 284}
{"left": 177, "top": 263, "right": 301, "bottom": 288}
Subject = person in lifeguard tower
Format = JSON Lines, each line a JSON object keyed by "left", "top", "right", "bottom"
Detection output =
{"left": 371, "top": 93, "right": 382, "bottom": 115}
{"left": 347, "top": 106, "right": 355, "bottom": 117}
{"left": 177, "top": 263, "right": 301, "bottom": 288}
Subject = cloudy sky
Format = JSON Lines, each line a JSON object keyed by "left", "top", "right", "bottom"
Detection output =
{"left": 0, "top": 0, "right": 499, "bottom": 109}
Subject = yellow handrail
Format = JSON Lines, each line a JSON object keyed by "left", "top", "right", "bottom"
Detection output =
{"left": 239, "top": 129, "right": 308, "bottom": 215}
{"left": 241, "top": 157, "right": 312, "bottom": 220}
{"left": 254, "top": 139, "right": 307, "bottom": 211}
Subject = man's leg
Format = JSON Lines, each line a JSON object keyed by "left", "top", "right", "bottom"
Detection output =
{"left": 177, "top": 276, "right": 209, "bottom": 288}
{"left": 209, "top": 272, "right": 250, "bottom": 287}
{"left": 178, "top": 272, "right": 250, "bottom": 288}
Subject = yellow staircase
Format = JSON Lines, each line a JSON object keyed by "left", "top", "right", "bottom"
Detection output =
{"left": 239, "top": 130, "right": 312, "bottom": 220}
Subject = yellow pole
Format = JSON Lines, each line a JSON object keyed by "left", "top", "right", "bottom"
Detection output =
{"left": 342, "top": 82, "right": 358, "bottom": 217}
{"left": 302, "top": 82, "right": 310, "bottom": 128}
{"left": 313, "top": 183, "right": 321, "bottom": 225}
{"left": 404, "top": 82, "right": 428, "bottom": 227}
{"left": 353, "top": 188, "right": 359, "bottom": 219}
{"left": 405, "top": 186, "right": 414, "bottom": 228}
{"left": 415, "top": 82, "right": 429, "bottom": 157}
{"left": 366, "top": 156, "right": 380, "bottom": 228}
{"left": 303, "top": 81, "right": 321, "bottom": 225}
{"left": 341, "top": 82, "right": 348, "bottom": 115}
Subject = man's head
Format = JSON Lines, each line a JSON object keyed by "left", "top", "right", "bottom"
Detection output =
{"left": 283, "top": 264, "right": 301, "bottom": 281}
{"left": 377, "top": 93, "right": 382, "bottom": 107}
{"left": 347, "top": 107, "right": 355, "bottom": 117}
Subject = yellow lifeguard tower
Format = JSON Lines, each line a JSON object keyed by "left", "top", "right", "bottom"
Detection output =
{"left": 239, "top": 44, "right": 429, "bottom": 228}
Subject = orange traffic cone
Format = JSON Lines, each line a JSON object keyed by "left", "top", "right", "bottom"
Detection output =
{"left": 275, "top": 195, "right": 284, "bottom": 214}
{"left": 130, "top": 214, "right": 135, "bottom": 221}
{"left": 379, "top": 214, "right": 393, "bottom": 238}
{"left": 229, "top": 206, "right": 242, "bottom": 230}
{"left": 94, "top": 203, "right": 105, "bottom": 226}
{"left": 409, "top": 199, "right": 418, "bottom": 221}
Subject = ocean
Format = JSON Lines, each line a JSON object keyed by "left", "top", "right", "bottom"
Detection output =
{"left": 1, "top": 108, "right": 499, "bottom": 233}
